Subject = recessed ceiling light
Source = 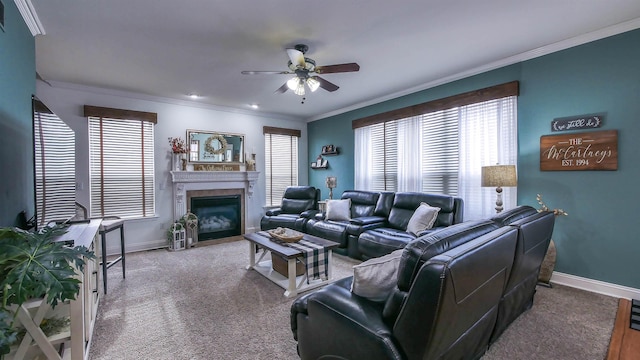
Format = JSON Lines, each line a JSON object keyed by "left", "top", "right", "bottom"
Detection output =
{"left": 188, "top": 94, "right": 200, "bottom": 99}
{"left": 249, "top": 104, "right": 259, "bottom": 109}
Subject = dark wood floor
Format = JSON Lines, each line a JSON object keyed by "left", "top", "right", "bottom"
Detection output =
{"left": 607, "top": 298, "right": 640, "bottom": 359}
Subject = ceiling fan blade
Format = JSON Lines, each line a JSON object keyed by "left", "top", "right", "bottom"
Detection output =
{"left": 275, "top": 82, "right": 289, "bottom": 94}
{"left": 315, "top": 63, "right": 360, "bottom": 74}
{"left": 315, "top": 76, "right": 339, "bottom": 92}
{"left": 286, "top": 48, "right": 306, "bottom": 69}
{"left": 241, "top": 70, "right": 292, "bottom": 75}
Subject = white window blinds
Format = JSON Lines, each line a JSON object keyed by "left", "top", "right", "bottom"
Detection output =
{"left": 353, "top": 82, "right": 519, "bottom": 220}
{"left": 33, "top": 99, "right": 76, "bottom": 227}
{"left": 86, "top": 106, "right": 156, "bottom": 219}
{"left": 264, "top": 127, "right": 300, "bottom": 207}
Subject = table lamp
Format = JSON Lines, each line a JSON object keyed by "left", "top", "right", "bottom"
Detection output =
{"left": 481, "top": 165, "right": 517, "bottom": 213}
{"left": 326, "top": 176, "right": 337, "bottom": 199}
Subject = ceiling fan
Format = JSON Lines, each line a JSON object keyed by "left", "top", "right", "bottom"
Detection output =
{"left": 241, "top": 44, "right": 360, "bottom": 97}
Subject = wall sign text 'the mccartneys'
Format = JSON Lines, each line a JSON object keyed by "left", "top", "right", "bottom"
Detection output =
{"left": 540, "top": 130, "right": 618, "bottom": 171}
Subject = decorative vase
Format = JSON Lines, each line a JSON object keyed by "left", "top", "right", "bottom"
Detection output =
{"left": 173, "top": 153, "right": 186, "bottom": 171}
{"left": 538, "top": 239, "right": 556, "bottom": 287}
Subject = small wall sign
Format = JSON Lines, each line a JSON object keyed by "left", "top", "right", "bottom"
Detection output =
{"left": 551, "top": 114, "right": 603, "bottom": 132}
{"left": 540, "top": 130, "right": 617, "bottom": 171}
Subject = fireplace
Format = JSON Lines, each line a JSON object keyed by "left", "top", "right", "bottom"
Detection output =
{"left": 171, "top": 170, "right": 259, "bottom": 238}
{"left": 190, "top": 195, "right": 241, "bottom": 240}
{"left": 186, "top": 188, "right": 245, "bottom": 241}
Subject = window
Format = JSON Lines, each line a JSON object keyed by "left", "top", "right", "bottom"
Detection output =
{"left": 354, "top": 82, "right": 518, "bottom": 220}
{"left": 33, "top": 98, "right": 76, "bottom": 227}
{"left": 264, "top": 126, "right": 300, "bottom": 206}
{"left": 85, "top": 106, "right": 157, "bottom": 219}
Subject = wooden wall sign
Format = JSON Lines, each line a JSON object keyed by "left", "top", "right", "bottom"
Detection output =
{"left": 540, "top": 130, "right": 617, "bottom": 171}
{"left": 552, "top": 114, "right": 604, "bottom": 132}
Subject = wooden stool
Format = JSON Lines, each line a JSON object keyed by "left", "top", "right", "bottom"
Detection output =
{"left": 99, "top": 218, "right": 125, "bottom": 294}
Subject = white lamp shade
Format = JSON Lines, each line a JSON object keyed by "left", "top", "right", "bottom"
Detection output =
{"left": 307, "top": 77, "right": 320, "bottom": 92}
{"left": 481, "top": 165, "right": 517, "bottom": 187}
{"left": 286, "top": 77, "right": 299, "bottom": 91}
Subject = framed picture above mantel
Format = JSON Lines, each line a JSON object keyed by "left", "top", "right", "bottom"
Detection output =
{"left": 540, "top": 129, "right": 617, "bottom": 171}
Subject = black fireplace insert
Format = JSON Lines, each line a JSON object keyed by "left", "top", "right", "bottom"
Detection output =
{"left": 190, "top": 195, "right": 241, "bottom": 240}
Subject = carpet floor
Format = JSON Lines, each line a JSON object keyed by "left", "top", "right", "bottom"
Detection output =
{"left": 90, "top": 239, "right": 618, "bottom": 360}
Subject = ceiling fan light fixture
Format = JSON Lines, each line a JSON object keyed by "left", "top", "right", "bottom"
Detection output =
{"left": 306, "top": 77, "right": 320, "bottom": 92}
{"left": 294, "top": 81, "right": 306, "bottom": 96}
{"left": 287, "top": 77, "right": 300, "bottom": 91}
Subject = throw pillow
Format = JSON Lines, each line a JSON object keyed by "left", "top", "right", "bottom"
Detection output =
{"left": 406, "top": 202, "right": 441, "bottom": 236}
{"left": 326, "top": 199, "right": 351, "bottom": 221}
{"left": 351, "top": 249, "right": 404, "bottom": 302}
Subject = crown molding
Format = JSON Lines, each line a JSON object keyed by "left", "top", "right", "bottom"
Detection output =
{"left": 41, "top": 80, "right": 301, "bottom": 122}
{"left": 14, "top": 0, "right": 45, "bottom": 36}
{"left": 308, "top": 17, "right": 640, "bottom": 122}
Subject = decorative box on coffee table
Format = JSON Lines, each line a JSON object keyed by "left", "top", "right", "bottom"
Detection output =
{"left": 272, "top": 254, "right": 305, "bottom": 277}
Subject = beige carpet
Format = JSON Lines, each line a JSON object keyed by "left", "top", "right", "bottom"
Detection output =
{"left": 90, "top": 239, "right": 617, "bottom": 360}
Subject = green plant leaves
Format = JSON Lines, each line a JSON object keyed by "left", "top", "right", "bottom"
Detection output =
{"left": 0, "top": 225, "right": 95, "bottom": 354}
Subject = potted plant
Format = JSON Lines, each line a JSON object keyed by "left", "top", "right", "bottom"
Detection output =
{"left": 0, "top": 225, "right": 94, "bottom": 356}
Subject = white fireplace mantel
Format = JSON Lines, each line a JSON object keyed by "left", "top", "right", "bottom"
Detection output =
{"left": 170, "top": 170, "right": 260, "bottom": 221}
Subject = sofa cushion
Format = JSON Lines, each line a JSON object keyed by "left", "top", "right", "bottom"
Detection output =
{"left": 279, "top": 186, "right": 319, "bottom": 214}
{"left": 358, "top": 228, "right": 416, "bottom": 260}
{"left": 281, "top": 198, "right": 315, "bottom": 214}
{"left": 326, "top": 199, "right": 351, "bottom": 221}
{"left": 406, "top": 202, "right": 440, "bottom": 236}
{"left": 351, "top": 249, "right": 403, "bottom": 302}
{"left": 341, "top": 190, "right": 381, "bottom": 218}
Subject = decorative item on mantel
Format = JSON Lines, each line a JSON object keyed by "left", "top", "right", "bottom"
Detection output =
{"left": 183, "top": 212, "right": 198, "bottom": 248}
{"left": 536, "top": 193, "right": 568, "bottom": 287}
{"left": 246, "top": 153, "right": 256, "bottom": 171}
{"left": 168, "top": 136, "right": 188, "bottom": 171}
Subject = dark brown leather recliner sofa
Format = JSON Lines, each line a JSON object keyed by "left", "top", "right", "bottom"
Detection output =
{"left": 291, "top": 206, "right": 555, "bottom": 360}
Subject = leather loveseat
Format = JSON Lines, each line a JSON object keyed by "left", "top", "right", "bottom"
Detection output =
{"left": 290, "top": 206, "right": 555, "bottom": 360}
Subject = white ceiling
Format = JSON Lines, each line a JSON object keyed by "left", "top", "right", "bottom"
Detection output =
{"left": 31, "top": 0, "right": 640, "bottom": 121}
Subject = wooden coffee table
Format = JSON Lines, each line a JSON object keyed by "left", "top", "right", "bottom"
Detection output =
{"left": 244, "top": 231, "right": 339, "bottom": 297}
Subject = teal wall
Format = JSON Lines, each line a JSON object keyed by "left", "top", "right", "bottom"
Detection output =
{"left": 0, "top": 2, "right": 36, "bottom": 226}
{"left": 308, "top": 28, "right": 640, "bottom": 289}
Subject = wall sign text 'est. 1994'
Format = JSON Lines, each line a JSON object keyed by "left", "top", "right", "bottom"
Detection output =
{"left": 540, "top": 130, "right": 617, "bottom": 171}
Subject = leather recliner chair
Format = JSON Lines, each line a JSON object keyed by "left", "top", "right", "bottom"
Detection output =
{"left": 291, "top": 220, "right": 519, "bottom": 360}
{"left": 260, "top": 186, "right": 320, "bottom": 232}
{"left": 489, "top": 206, "right": 555, "bottom": 344}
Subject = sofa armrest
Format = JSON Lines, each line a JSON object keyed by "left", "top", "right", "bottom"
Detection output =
{"left": 313, "top": 212, "right": 326, "bottom": 221}
{"left": 265, "top": 208, "right": 282, "bottom": 216}
{"left": 300, "top": 209, "right": 320, "bottom": 219}
{"left": 415, "top": 226, "right": 447, "bottom": 238}
{"left": 347, "top": 216, "right": 387, "bottom": 236}
{"left": 350, "top": 216, "right": 386, "bottom": 226}
{"left": 291, "top": 277, "right": 401, "bottom": 359}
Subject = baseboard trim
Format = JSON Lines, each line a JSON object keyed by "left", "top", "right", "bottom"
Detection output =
{"left": 551, "top": 271, "right": 640, "bottom": 300}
